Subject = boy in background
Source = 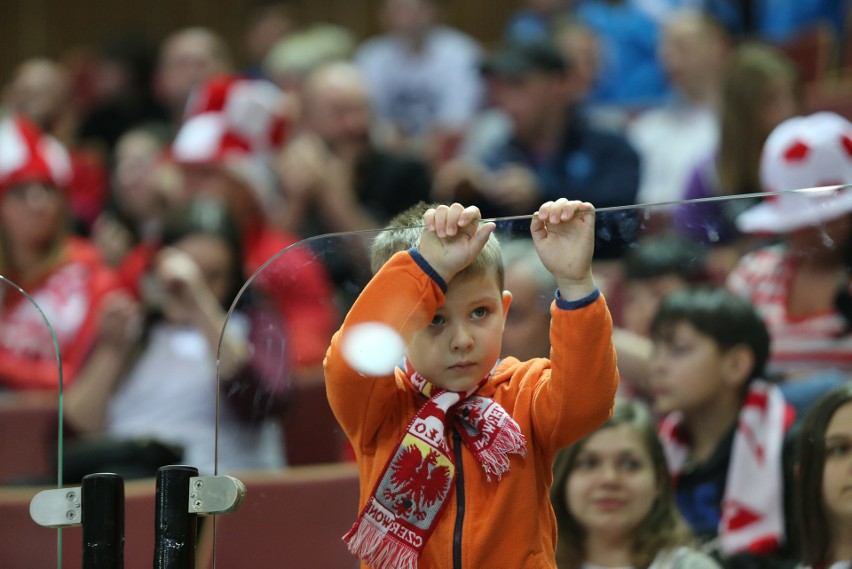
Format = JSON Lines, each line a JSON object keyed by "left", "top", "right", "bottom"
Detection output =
{"left": 649, "top": 286, "right": 795, "bottom": 560}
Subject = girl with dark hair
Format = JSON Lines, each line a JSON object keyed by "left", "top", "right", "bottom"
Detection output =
{"left": 794, "top": 384, "right": 852, "bottom": 569}
{"left": 64, "top": 198, "right": 290, "bottom": 478}
{"left": 551, "top": 399, "right": 720, "bottom": 569}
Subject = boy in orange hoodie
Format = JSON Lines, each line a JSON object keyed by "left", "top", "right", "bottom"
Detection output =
{"left": 325, "top": 199, "right": 619, "bottom": 568}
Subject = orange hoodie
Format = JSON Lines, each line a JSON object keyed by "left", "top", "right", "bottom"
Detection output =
{"left": 325, "top": 250, "right": 618, "bottom": 568}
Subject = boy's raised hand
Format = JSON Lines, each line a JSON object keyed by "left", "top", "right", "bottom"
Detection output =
{"left": 531, "top": 199, "right": 597, "bottom": 301}
{"left": 420, "top": 203, "right": 495, "bottom": 283}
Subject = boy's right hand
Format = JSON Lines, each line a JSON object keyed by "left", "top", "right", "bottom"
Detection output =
{"left": 420, "top": 203, "right": 495, "bottom": 283}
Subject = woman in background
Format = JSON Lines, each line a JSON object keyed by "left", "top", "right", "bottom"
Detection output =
{"left": 794, "top": 384, "right": 852, "bottom": 569}
{"left": 551, "top": 399, "right": 720, "bottom": 569}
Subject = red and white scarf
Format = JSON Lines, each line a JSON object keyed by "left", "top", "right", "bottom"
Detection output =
{"left": 658, "top": 380, "right": 794, "bottom": 556}
{"left": 344, "top": 360, "right": 527, "bottom": 569}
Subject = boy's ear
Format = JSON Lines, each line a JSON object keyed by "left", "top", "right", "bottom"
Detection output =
{"left": 501, "top": 290, "right": 513, "bottom": 318}
{"left": 722, "top": 344, "right": 755, "bottom": 388}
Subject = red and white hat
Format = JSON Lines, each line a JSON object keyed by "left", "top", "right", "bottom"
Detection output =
{"left": 183, "top": 75, "right": 288, "bottom": 153}
{"left": 171, "top": 112, "right": 277, "bottom": 206}
{"left": 737, "top": 112, "right": 852, "bottom": 234}
{"left": 0, "top": 114, "right": 72, "bottom": 192}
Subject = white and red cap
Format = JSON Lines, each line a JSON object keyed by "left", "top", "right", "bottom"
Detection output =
{"left": 0, "top": 114, "right": 72, "bottom": 192}
{"left": 183, "top": 75, "right": 288, "bottom": 153}
{"left": 171, "top": 112, "right": 277, "bottom": 206}
{"left": 737, "top": 112, "right": 852, "bottom": 234}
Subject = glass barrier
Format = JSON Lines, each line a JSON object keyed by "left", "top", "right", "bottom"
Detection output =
{"left": 198, "top": 186, "right": 851, "bottom": 567}
{"left": 0, "top": 274, "right": 64, "bottom": 568}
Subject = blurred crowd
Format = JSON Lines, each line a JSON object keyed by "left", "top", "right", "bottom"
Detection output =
{"left": 2, "top": 0, "right": 852, "bottom": 567}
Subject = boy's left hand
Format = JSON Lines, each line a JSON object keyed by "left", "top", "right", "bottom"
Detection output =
{"left": 531, "top": 199, "right": 597, "bottom": 301}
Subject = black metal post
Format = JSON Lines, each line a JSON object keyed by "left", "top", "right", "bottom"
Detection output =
{"left": 154, "top": 465, "right": 198, "bottom": 569}
{"left": 81, "top": 473, "right": 125, "bottom": 569}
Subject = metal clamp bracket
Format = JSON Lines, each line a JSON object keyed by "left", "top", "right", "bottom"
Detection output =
{"left": 188, "top": 475, "right": 246, "bottom": 515}
{"left": 29, "top": 487, "right": 82, "bottom": 528}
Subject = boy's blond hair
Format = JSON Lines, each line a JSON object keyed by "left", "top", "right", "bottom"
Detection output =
{"left": 370, "top": 202, "right": 505, "bottom": 288}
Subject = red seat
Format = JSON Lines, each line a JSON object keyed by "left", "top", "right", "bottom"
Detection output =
{"left": 205, "top": 463, "right": 360, "bottom": 569}
{"left": 0, "top": 393, "right": 59, "bottom": 485}
{"left": 281, "top": 382, "right": 346, "bottom": 466}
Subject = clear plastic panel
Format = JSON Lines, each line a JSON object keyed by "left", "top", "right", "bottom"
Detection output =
{"left": 0, "top": 274, "right": 65, "bottom": 568}
{"left": 213, "top": 187, "right": 852, "bottom": 567}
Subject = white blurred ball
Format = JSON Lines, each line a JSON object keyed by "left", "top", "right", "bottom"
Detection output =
{"left": 341, "top": 322, "right": 405, "bottom": 376}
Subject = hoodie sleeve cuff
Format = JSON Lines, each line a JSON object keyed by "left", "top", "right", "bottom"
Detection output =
{"left": 409, "top": 248, "right": 448, "bottom": 293}
{"left": 555, "top": 288, "right": 600, "bottom": 310}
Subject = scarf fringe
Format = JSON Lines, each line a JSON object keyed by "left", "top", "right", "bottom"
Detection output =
{"left": 478, "top": 422, "right": 527, "bottom": 480}
{"left": 345, "top": 519, "right": 418, "bottom": 569}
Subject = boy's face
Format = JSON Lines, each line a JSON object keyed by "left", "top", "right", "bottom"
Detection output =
{"left": 407, "top": 269, "right": 512, "bottom": 392}
{"left": 648, "top": 321, "right": 737, "bottom": 415}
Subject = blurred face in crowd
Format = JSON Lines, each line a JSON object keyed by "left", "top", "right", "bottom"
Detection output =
{"left": 156, "top": 28, "right": 232, "bottom": 116}
{"left": 822, "top": 402, "right": 852, "bottom": 531}
{"left": 303, "top": 65, "right": 372, "bottom": 157}
{"left": 659, "top": 12, "right": 729, "bottom": 102}
{"left": 243, "top": 4, "right": 297, "bottom": 65}
{"left": 649, "top": 320, "right": 735, "bottom": 415}
{"left": 180, "top": 162, "right": 261, "bottom": 230}
{"left": 4, "top": 59, "right": 69, "bottom": 130}
{"left": 622, "top": 275, "right": 687, "bottom": 337}
{"left": 490, "top": 71, "right": 568, "bottom": 145}
{"left": 554, "top": 24, "right": 600, "bottom": 100}
{"left": 1, "top": 182, "right": 65, "bottom": 248}
{"left": 566, "top": 424, "right": 659, "bottom": 541}
{"left": 502, "top": 261, "right": 550, "bottom": 360}
{"left": 381, "top": 0, "right": 436, "bottom": 39}
{"left": 113, "top": 130, "right": 164, "bottom": 222}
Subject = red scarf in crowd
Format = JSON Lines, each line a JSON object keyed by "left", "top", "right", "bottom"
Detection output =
{"left": 659, "top": 380, "right": 795, "bottom": 556}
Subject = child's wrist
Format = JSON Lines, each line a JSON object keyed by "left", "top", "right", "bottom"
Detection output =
{"left": 555, "top": 274, "right": 597, "bottom": 302}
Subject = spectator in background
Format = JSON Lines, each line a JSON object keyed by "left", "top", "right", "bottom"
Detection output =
{"left": 613, "top": 235, "right": 710, "bottom": 400}
{"left": 171, "top": 77, "right": 337, "bottom": 385}
{"left": 154, "top": 27, "right": 233, "bottom": 125}
{"left": 675, "top": 42, "right": 799, "bottom": 254}
{"left": 457, "top": 18, "right": 603, "bottom": 165}
{"left": 276, "top": 62, "right": 432, "bottom": 237}
{"left": 0, "top": 115, "right": 118, "bottom": 390}
{"left": 90, "top": 124, "right": 186, "bottom": 289}
{"left": 551, "top": 399, "right": 721, "bottom": 569}
{"left": 435, "top": 40, "right": 639, "bottom": 258}
{"left": 793, "top": 384, "right": 852, "bottom": 569}
{"left": 3, "top": 58, "right": 109, "bottom": 233}
{"left": 241, "top": 0, "right": 300, "bottom": 79}
{"left": 355, "top": 0, "right": 484, "bottom": 165}
{"left": 649, "top": 286, "right": 796, "bottom": 561}
{"left": 727, "top": 112, "right": 852, "bottom": 413}
{"left": 276, "top": 62, "right": 432, "bottom": 310}
{"left": 76, "top": 34, "right": 170, "bottom": 156}
{"left": 3, "top": 58, "right": 75, "bottom": 142}
{"left": 627, "top": 10, "right": 731, "bottom": 207}
{"left": 65, "top": 199, "right": 289, "bottom": 477}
